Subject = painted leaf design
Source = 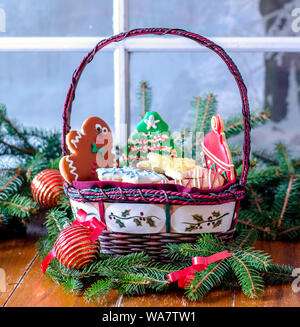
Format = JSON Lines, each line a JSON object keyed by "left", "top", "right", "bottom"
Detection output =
{"left": 192, "top": 214, "right": 204, "bottom": 222}
{"left": 212, "top": 211, "right": 221, "bottom": 217}
{"left": 146, "top": 217, "right": 156, "bottom": 228}
{"left": 185, "top": 225, "right": 198, "bottom": 232}
{"left": 121, "top": 209, "right": 131, "bottom": 217}
{"left": 133, "top": 218, "right": 142, "bottom": 227}
{"left": 213, "top": 220, "right": 222, "bottom": 229}
{"left": 115, "top": 219, "right": 126, "bottom": 228}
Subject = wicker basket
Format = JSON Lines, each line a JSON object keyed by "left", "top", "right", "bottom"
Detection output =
{"left": 62, "top": 28, "right": 251, "bottom": 261}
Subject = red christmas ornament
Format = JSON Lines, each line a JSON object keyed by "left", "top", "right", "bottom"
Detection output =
{"left": 31, "top": 169, "right": 64, "bottom": 208}
{"left": 41, "top": 209, "right": 106, "bottom": 274}
{"left": 54, "top": 224, "right": 100, "bottom": 270}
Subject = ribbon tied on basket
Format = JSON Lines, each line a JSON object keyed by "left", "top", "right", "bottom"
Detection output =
{"left": 166, "top": 250, "right": 231, "bottom": 288}
{"left": 72, "top": 209, "right": 105, "bottom": 242}
{"left": 41, "top": 209, "right": 106, "bottom": 274}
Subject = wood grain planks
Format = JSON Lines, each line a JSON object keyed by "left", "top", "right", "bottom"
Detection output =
{"left": 0, "top": 237, "right": 38, "bottom": 306}
{"left": 1, "top": 237, "right": 300, "bottom": 307}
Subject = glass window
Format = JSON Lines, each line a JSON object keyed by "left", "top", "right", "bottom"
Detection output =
{"left": 130, "top": 0, "right": 300, "bottom": 37}
{"left": 129, "top": 0, "right": 265, "bottom": 36}
{"left": 0, "top": 0, "right": 112, "bottom": 36}
{"left": 129, "top": 51, "right": 264, "bottom": 132}
{"left": 0, "top": 52, "right": 114, "bottom": 131}
{"left": 129, "top": 50, "right": 300, "bottom": 154}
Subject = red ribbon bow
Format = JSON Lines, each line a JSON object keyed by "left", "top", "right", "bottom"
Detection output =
{"left": 41, "top": 209, "right": 106, "bottom": 274}
{"left": 166, "top": 250, "right": 231, "bottom": 288}
{"left": 72, "top": 209, "right": 105, "bottom": 242}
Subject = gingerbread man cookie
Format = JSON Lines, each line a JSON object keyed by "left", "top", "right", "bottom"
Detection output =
{"left": 59, "top": 116, "right": 115, "bottom": 184}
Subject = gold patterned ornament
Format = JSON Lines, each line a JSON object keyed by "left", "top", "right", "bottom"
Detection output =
{"left": 31, "top": 169, "right": 65, "bottom": 208}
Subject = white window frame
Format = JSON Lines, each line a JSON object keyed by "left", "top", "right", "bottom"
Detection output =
{"left": 0, "top": 0, "right": 300, "bottom": 147}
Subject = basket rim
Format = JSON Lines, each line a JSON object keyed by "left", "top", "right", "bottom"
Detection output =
{"left": 65, "top": 180, "right": 246, "bottom": 206}
{"left": 71, "top": 179, "right": 239, "bottom": 194}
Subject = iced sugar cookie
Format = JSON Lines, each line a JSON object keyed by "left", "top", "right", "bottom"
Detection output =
{"left": 201, "top": 115, "right": 236, "bottom": 183}
{"left": 139, "top": 153, "right": 197, "bottom": 174}
{"left": 161, "top": 171, "right": 224, "bottom": 189}
{"left": 97, "top": 167, "right": 167, "bottom": 184}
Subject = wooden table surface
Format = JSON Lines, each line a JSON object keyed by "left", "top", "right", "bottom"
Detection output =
{"left": 1, "top": 236, "right": 300, "bottom": 307}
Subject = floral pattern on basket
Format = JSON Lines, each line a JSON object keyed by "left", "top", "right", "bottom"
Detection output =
{"left": 69, "top": 199, "right": 236, "bottom": 234}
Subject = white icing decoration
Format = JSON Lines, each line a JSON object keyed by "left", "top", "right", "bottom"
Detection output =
{"left": 96, "top": 167, "right": 166, "bottom": 183}
{"left": 144, "top": 114, "right": 160, "bottom": 130}
{"left": 70, "top": 131, "right": 82, "bottom": 149}
{"left": 66, "top": 156, "right": 79, "bottom": 180}
{"left": 208, "top": 167, "right": 212, "bottom": 189}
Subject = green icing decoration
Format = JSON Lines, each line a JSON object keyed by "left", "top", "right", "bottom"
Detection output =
{"left": 91, "top": 143, "right": 105, "bottom": 156}
{"left": 120, "top": 111, "right": 181, "bottom": 167}
{"left": 136, "top": 111, "right": 169, "bottom": 133}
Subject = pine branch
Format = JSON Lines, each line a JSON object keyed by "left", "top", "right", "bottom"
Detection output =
{"left": 0, "top": 139, "right": 35, "bottom": 155}
{"left": 38, "top": 227, "right": 294, "bottom": 302}
{"left": 229, "top": 253, "right": 264, "bottom": 298}
{"left": 236, "top": 218, "right": 273, "bottom": 235}
{"left": 0, "top": 194, "right": 38, "bottom": 219}
{"left": 24, "top": 153, "right": 49, "bottom": 181}
{"left": 275, "top": 143, "right": 295, "bottom": 174}
{"left": 189, "top": 93, "right": 217, "bottom": 135}
{"left": 261, "top": 264, "right": 294, "bottom": 285}
{"left": 272, "top": 177, "right": 300, "bottom": 227}
{"left": 192, "top": 96, "right": 201, "bottom": 135}
{"left": 84, "top": 278, "right": 116, "bottom": 302}
{"left": 276, "top": 219, "right": 300, "bottom": 240}
{"left": 186, "top": 259, "right": 230, "bottom": 301}
{"left": 45, "top": 206, "right": 73, "bottom": 239}
{"left": 246, "top": 166, "right": 284, "bottom": 186}
{"left": 231, "top": 229, "right": 258, "bottom": 249}
{"left": 0, "top": 168, "right": 23, "bottom": 200}
{"left": 252, "top": 150, "right": 278, "bottom": 166}
{"left": 224, "top": 111, "right": 270, "bottom": 138}
{"left": 137, "top": 81, "right": 152, "bottom": 118}
{"left": 0, "top": 104, "right": 37, "bottom": 153}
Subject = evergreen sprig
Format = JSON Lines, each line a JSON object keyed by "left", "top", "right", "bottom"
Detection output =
{"left": 0, "top": 168, "right": 24, "bottom": 200}
{"left": 137, "top": 81, "right": 152, "bottom": 118}
{"left": 236, "top": 142, "right": 300, "bottom": 240}
{"left": 166, "top": 231, "right": 271, "bottom": 299}
{"left": 190, "top": 93, "right": 217, "bottom": 135}
{"left": 0, "top": 102, "right": 63, "bottom": 234}
{"left": 224, "top": 111, "right": 270, "bottom": 138}
{"left": 38, "top": 219, "right": 293, "bottom": 303}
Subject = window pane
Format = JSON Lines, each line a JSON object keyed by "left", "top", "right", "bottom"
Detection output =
{"left": 129, "top": 51, "right": 300, "bottom": 154}
{"left": 0, "top": 52, "right": 114, "bottom": 132}
{"left": 129, "top": 0, "right": 299, "bottom": 37}
{"left": 0, "top": 0, "right": 112, "bottom": 36}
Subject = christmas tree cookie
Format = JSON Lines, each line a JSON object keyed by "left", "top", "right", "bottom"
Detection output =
{"left": 120, "top": 111, "right": 180, "bottom": 167}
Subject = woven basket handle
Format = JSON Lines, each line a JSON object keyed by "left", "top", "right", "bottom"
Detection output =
{"left": 62, "top": 28, "right": 251, "bottom": 187}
